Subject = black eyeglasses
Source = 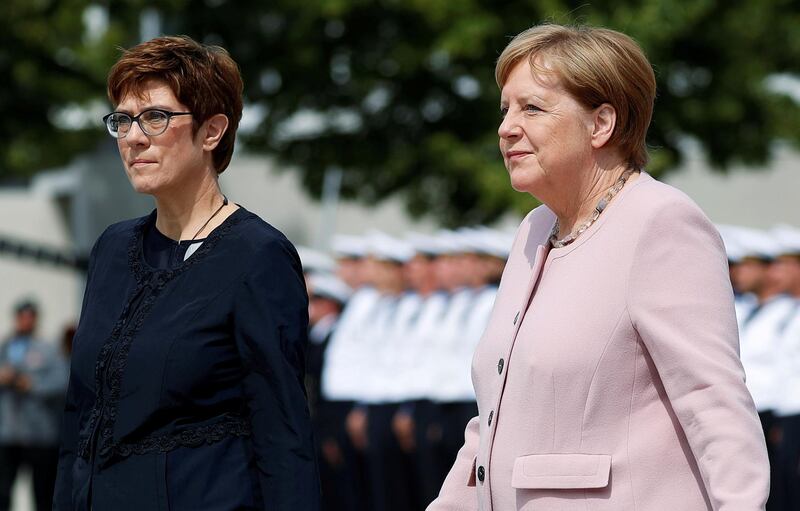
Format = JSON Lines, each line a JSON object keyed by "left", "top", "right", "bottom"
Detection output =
{"left": 102, "top": 109, "right": 192, "bottom": 138}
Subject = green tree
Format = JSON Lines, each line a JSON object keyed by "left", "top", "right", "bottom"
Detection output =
{"left": 4, "top": 1, "right": 800, "bottom": 225}
{"left": 0, "top": 1, "right": 123, "bottom": 179}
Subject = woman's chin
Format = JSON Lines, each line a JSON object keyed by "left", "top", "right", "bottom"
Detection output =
{"left": 509, "top": 170, "right": 539, "bottom": 195}
{"left": 129, "top": 177, "right": 161, "bottom": 196}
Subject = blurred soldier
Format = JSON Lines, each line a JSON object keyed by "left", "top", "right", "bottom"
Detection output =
{"left": 321, "top": 234, "right": 376, "bottom": 511}
{"left": 305, "top": 273, "right": 353, "bottom": 511}
{"left": 737, "top": 229, "right": 792, "bottom": 413}
{"left": 355, "top": 233, "right": 419, "bottom": 511}
{"left": 323, "top": 235, "right": 377, "bottom": 406}
{"left": 392, "top": 233, "right": 450, "bottom": 507}
{"left": 718, "top": 224, "right": 759, "bottom": 328}
{"left": 0, "top": 300, "right": 68, "bottom": 511}
{"left": 426, "top": 230, "right": 499, "bottom": 496}
{"left": 769, "top": 226, "right": 800, "bottom": 509}
{"left": 735, "top": 228, "right": 796, "bottom": 510}
{"left": 296, "top": 245, "right": 337, "bottom": 288}
{"left": 333, "top": 235, "right": 370, "bottom": 290}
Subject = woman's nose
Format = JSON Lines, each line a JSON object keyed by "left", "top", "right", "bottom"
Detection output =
{"left": 498, "top": 112, "right": 521, "bottom": 140}
{"left": 125, "top": 120, "right": 150, "bottom": 146}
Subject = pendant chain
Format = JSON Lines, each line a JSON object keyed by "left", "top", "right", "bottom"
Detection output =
{"left": 180, "top": 194, "right": 229, "bottom": 245}
{"left": 170, "top": 194, "right": 229, "bottom": 265}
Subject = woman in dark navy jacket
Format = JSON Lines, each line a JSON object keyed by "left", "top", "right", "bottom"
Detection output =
{"left": 54, "top": 36, "right": 320, "bottom": 510}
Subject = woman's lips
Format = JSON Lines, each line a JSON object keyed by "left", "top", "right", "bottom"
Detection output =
{"left": 505, "top": 151, "right": 532, "bottom": 161}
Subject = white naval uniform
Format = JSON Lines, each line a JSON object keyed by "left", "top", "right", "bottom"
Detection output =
{"left": 446, "top": 285, "right": 497, "bottom": 402}
{"left": 740, "top": 294, "right": 798, "bottom": 412}
{"left": 773, "top": 299, "right": 800, "bottom": 417}
{"left": 734, "top": 292, "right": 759, "bottom": 331}
{"left": 427, "top": 287, "right": 478, "bottom": 403}
{"left": 367, "top": 291, "right": 423, "bottom": 404}
{"left": 321, "top": 286, "right": 380, "bottom": 401}
{"left": 349, "top": 292, "right": 402, "bottom": 404}
{"left": 397, "top": 292, "right": 450, "bottom": 402}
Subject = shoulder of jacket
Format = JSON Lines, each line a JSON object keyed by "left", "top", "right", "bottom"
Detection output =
{"left": 234, "top": 213, "right": 296, "bottom": 255}
{"left": 100, "top": 215, "right": 148, "bottom": 243}
{"left": 625, "top": 176, "right": 704, "bottom": 217}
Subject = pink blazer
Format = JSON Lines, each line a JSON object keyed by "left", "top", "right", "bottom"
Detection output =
{"left": 428, "top": 173, "right": 769, "bottom": 510}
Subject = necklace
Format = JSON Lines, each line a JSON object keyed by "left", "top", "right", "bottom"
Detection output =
{"left": 172, "top": 194, "right": 229, "bottom": 264}
{"left": 181, "top": 194, "right": 229, "bottom": 244}
{"left": 549, "top": 169, "right": 637, "bottom": 248}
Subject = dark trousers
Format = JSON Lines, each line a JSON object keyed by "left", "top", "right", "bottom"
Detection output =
{"left": 774, "top": 414, "right": 800, "bottom": 510}
{"left": 437, "top": 401, "right": 478, "bottom": 475}
{"left": 760, "top": 411, "right": 785, "bottom": 511}
{"left": 413, "top": 400, "right": 478, "bottom": 509}
{"left": 0, "top": 444, "right": 58, "bottom": 511}
{"left": 366, "top": 403, "right": 419, "bottom": 511}
{"left": 413, "top": 400, "right": 446, "bottom": 508}
{"left": 315, "top": 400, "right": 369, "bottom": 511}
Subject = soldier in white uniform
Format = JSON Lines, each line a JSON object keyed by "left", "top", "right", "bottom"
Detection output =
{"left": 319, "top": 235, "right": 376, "bottom": 511}
{"left": 351, "top": 233, "right": 426, "bottom": 511}
{"left": 379, "top": 232, "right": 450, "bottom": 507}
{"left": 718, "top": 225, "right": 759, "bottom": 328}
{"left": 768, "top": 226, "right": 800, "bottom": 508}
{"left": 737, "top": 229, "right": 793, "bottom": 417}
{"left": 305, "top": 274, "right": 354, "bottom": 511}
{"left": 736, "top": 228, "right": 797, "bottom": 510}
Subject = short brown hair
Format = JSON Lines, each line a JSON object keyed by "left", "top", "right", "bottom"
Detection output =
{"left": 496, "top": 24, "right": 656, "bottom": 170}
{"left": 107, "top": 35, "right": 243, "bottom": 173}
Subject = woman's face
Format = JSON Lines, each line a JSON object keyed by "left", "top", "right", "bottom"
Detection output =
{"left": 498, "top": 59, "right": 595, "bottom": 198}
{"left": 115, "top": 79, "right": 205, "bottom": 196}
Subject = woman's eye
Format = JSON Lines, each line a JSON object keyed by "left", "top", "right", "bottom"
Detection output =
{"left": 524, "top": 104, "right": 541, "bottom": 113}
{"left": 499, "top": 107, "right": 509, "bottom": 118}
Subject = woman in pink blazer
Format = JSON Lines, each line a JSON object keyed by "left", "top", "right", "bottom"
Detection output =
{"left": 428, "top": 24, "right": 769, "bottom": 510}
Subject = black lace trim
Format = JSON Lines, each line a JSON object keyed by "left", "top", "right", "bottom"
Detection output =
{"left": 78, "top": 209, "right": 247, "bottom": 460}
{"left": 114, "top": 416, "right": 251, "bottom": 457}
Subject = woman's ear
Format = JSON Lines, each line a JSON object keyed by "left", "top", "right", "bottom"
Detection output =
{"left": 591, "top": 103, "right": 616, "bottom": 149}
{"left": 201, "top": 114, "right": 229, "bottom": 152}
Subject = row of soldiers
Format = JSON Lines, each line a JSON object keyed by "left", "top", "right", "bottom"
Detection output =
{"left": 299, "top": 227, "right": 512, "bottom": 511}
{"left": 299, "top": 222, "right": 800, "bottom": 511}
{"left": 721, "top": 224, "right": 800, "bottom": 510}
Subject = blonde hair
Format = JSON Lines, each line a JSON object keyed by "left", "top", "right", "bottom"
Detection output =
{"left": 496, "top": 24, "right": 656, "bottom": 170}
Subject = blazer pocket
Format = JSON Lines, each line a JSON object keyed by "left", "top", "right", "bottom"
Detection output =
{"left": 511, "top": 453, "right": 611, "bottom": 489}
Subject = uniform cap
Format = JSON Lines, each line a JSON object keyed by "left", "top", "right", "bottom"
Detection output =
{"left": 771, "top": 224, "right": 800, "bottom": 256}
{"left": 308, "top": 273, "right": 352, "bottom": 304}
{"left": 331, "top": 234, "right": 368, "bottom": 259}
{"left": 296, "top": 246, "right": 336, "bottom": 274}
{"left": 366, "top": 231, "right": 415, "bottom": 263}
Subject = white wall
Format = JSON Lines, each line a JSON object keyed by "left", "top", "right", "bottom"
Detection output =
{"left": 0, "top": 191, "right": 81, "bottom": 344}
{"left": 663, "top": 142, "right": 800, "bottom": 228}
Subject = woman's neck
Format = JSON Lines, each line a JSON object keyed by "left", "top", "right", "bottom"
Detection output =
{"left": 552, "top": 163, "right": 637, "bottom": 240}
{"left": 153, "top": 175, "right": 228, "bottom": 241}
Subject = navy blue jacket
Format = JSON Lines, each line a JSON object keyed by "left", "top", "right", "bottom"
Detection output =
{"left": 54, "top": 207, "right": 320, "bottom": 510}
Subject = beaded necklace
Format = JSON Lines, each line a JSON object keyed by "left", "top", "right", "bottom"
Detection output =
{"left": 549, "top": 170, "right": 637, "bottom": 248}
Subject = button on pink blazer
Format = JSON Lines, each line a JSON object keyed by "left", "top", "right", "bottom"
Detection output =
{"left": 428, "top": 173, "right": 769, "bottom": 510}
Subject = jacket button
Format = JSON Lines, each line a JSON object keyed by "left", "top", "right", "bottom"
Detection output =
{"left": 488, "top": 410, "right": 494, "bottom": 426}
{"left": 513, "top": 311, "right": 519, "bottom": 325}
{"left": 497, "top": 358, "right": 504, "bottom": 374}
{"left": 477, "top": 465, "right": 485, "bottom": 482}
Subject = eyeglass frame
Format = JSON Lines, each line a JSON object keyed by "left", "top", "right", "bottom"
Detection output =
{"left": 102, "top": 109, "right": 193, "bottom": 138}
